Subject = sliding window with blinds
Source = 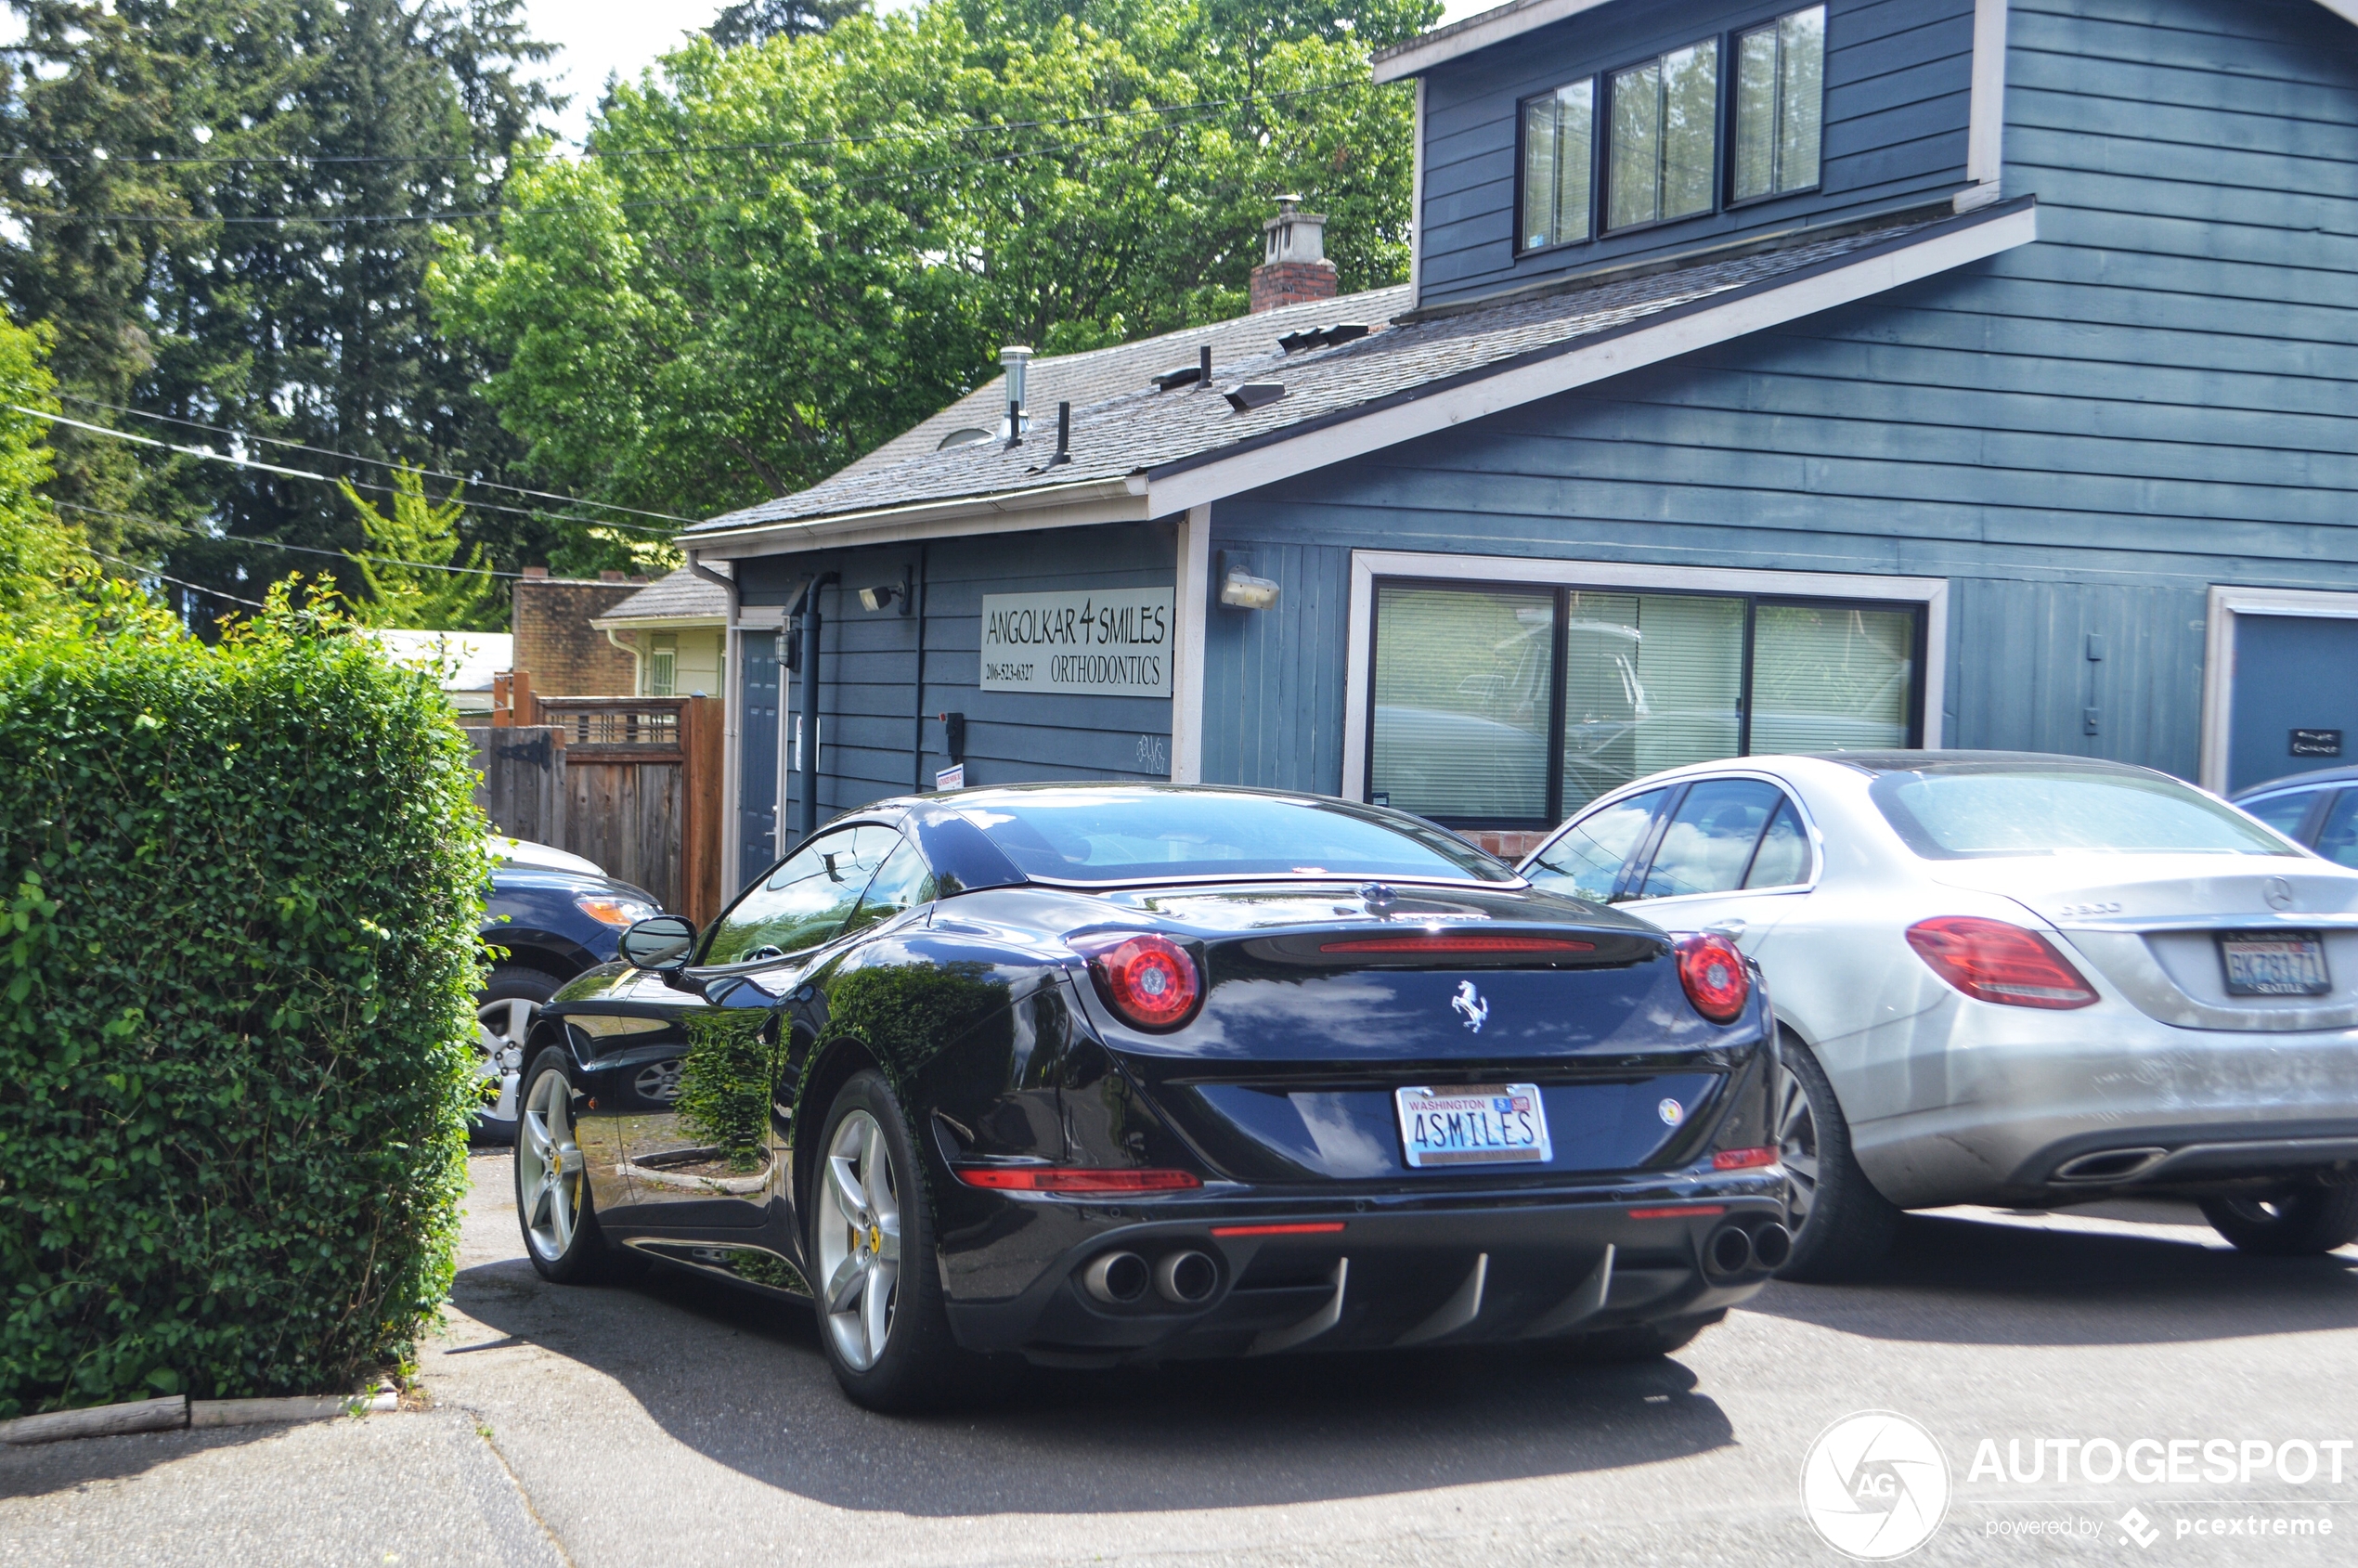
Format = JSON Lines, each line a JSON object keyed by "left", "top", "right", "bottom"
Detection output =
{"left": 1367, "top": 580, "right": 1923, "bottom": 826}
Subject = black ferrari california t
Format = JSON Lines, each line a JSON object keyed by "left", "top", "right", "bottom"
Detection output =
{"left": 512, "top": 784, "right": 1788, "bottom": 1410}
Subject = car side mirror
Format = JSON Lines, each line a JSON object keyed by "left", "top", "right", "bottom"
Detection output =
{"left": 619, "top": 915, "right": 698, "bottom": 973}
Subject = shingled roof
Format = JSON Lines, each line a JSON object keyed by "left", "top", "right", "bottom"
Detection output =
{"left": 684, "top": 198, "right": 2038, "bottom": 551}
{"left": 590, "top": 564, "right": 731, "bottom": 625}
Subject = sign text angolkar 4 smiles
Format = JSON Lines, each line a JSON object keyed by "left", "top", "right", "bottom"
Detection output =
{"left": 980, "top": 589, "right": 1175, "bottom": 697}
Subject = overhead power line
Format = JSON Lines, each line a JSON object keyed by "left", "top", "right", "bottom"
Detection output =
{"left": 12, "top": 406, "right": 680, "bottom": 536}
{"left": 7, "top": 138, "right": 1139, "bottom": 227}
{"left": 53, "top": 394, "right": 696, "bottom": 525}
{"left": 56, "top": 500, "right": 525, "bottom": 578}
{"left": 90, "top": 548, "right": 273, "bottom": 609}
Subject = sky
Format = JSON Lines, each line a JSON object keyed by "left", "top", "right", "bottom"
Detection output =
{"left": 525, "top": 0, "right": 1494, "bottom": 146}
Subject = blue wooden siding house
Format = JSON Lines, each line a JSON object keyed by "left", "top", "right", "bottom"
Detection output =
{"left": 681, "top": 0, "right": 2358, "bottom": 890}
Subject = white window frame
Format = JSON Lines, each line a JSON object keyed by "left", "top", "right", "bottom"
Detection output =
{"left": 1340, "top": 549, "right": 1949, "bottom": 802}
{"left": 2199, "top": 585, "right": 2358, "bottom": 796}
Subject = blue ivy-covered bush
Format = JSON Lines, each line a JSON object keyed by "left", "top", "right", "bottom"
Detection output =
{"left": 0, "top": 587, "right": 486, "bottom": 1416}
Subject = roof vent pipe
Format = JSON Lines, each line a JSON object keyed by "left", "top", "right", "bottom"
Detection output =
{"left": 1045, "top": 401, "right": 1072, "bottom": 467}
{"left": 1001, "top": 344, "right": 1032, "bottom": 447}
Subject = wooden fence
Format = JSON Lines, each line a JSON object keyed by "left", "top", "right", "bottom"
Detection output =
{"left": 465, "top": 691, "right": 724, "bottom": 927}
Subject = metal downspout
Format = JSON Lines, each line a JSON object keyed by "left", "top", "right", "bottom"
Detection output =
{"left": 797, "top": 572, "right": 837, "bottom": 840}
{"left": 685, "top": 551, "right": 741, "bottom": 888}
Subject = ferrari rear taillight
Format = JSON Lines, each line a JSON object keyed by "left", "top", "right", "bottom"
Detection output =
{"left": 1316, "top": 934, "right": 1598, "bottom": 954}
{"left": 1676, "top": 932, "right": 1751, "bottom": 1024}
{"left": 952, "top": 1166, "right": 1202, "bottom": 1192}
{"left": 1905, "top": 916, "right": 2098, "bottom": 1010}
{"left": 1071, "top": 932, "right": 1203, "bottom": 1030}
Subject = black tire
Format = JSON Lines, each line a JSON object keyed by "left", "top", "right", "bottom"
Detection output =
{"left": 1771, "top": 1031, "right": 1902, "bottom": 1282}
{"left": 514, "top": 1048, "right": 618, "bottom": 1284}
{"left": 474, "top": 965, "right": 564, "bottom": 1146}
{"left": 807, "top": 1069, "right": 993, "bottom": 1412}
{"left": 1560, "top": 1311, "right": 1723, "bottom": 1363}
{"left": 2200, "top": 1186, "right": 2358, "bottom": 1256}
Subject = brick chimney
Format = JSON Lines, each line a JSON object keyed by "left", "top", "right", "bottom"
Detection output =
{"left": 1250, "top": 195, "right": 1337, "bottom": 314}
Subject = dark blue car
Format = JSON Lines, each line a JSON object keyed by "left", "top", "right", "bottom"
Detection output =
{"left": 476, "top": 837, "right": 661, "bottom": 1141}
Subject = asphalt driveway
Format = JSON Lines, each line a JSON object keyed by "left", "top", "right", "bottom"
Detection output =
{"left": 9, "top": 1153, "right": 2358, "bottom": 1565}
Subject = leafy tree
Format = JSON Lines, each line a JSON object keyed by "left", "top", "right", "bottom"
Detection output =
{"left": 710, "top": 0, "right": 872, "bottom": 46}
{"left": 434, "top": 0, "right": 1432, "bottom": 555}
{"left": 337, "top": 467, "right": 502, "bottom": 630}
{"left": 0, "top": 0, "right": 563, "bottom": 622}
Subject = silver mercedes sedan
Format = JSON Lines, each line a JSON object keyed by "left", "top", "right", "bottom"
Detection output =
{"left": 1518, "top": 751, "right": 2358, "bottom": 1279}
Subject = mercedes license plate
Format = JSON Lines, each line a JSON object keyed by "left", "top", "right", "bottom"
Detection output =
{"left": 1394, "top": 1083, "right": 1552, "bottom": 1168}
{"left": 2219, "top": 931, "right": 2330, "bottom": 997}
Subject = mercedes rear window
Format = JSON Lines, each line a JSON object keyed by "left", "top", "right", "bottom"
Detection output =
{"left": 952, "top": 789, "right": 1518, "bottom": 884}
{"left": 1869, "top": 766, "right": 2297, "bottom": 860}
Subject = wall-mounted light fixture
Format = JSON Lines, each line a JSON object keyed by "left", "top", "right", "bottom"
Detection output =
{"left": 1217, "top": 551, "right": 1280, "bottom": 611}
{"left": 860, "top": 564, "right": 913, "bottom": 615}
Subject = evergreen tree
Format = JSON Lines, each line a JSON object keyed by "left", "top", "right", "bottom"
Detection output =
{"left": 710, "top": 0, "right": 871, "bottom": 46}
{"left": 337, "top": 467, "right": 501, "bottom": 630}
{"left": 0, "top": 0, "right": 562, "bottom": 627}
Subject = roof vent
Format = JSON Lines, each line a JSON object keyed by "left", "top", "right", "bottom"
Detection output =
{"left": 1277, "top": 323, "right": 1370, "bottom": 354}
{"left": 1152, "top": 364, "right": 1202, "bottom": 391}
{"left": 1000, "top": 344, "right": 1032, "bottom": 448}
{"left": 1224, "top": 382, "right": 1285, "bottom": 412}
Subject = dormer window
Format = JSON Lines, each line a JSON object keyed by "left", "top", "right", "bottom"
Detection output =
{"left": 1732, "top": 6, "right": 1826, "bottom": 202}
{"left": 1519, "top": 79, "right": 1595, "bottom": 251}
{"left": 1511, "top": 8, "right": 1831, "bottom": 256}
{"left": 1606, "top": 38, "right": 1719, "bottom": 230}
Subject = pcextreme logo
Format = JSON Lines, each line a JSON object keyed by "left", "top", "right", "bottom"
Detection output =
{"left": 1801, "top": 1410, "right": 1952, "bottom": 1560}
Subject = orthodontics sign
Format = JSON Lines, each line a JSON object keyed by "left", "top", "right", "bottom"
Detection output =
{"left": 979, "top": 588, "right": 1174, "bottom": 697}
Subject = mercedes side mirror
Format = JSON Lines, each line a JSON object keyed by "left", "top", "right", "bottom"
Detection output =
{"left": 619, "top": 915, "right": 698, "bottom": 973}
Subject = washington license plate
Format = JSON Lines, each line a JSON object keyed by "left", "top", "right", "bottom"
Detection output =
{"left": 2220, "top": 932, "right": 2330, "bottom": 997}
{"left": 1394, "top": 1084, "right": 1552, "bottom": 1168}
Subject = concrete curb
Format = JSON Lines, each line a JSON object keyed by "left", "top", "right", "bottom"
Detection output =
{"left": 1, "top": 1388, "right": 397, "bottom": 1446}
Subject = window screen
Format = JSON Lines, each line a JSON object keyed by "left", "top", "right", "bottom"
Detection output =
{"left": 1561, "top": 591, "right": 1743, "bottom": 810}
{"left": 1366, "top": 580, "right": 1922, "bottom": 828}
{"left": 1369, "top": 584, "right": 1553, "bottom": 822}
{"left": 1609, "top": 38, "right": 1718, "bottom": 229}
{"left": 648, "top": 632, "right": 677, "bottom": 697}
{"left": 1750, "top": 603, "right": 1915, "bottom": 753}
{"left": 1733, "top": 6, "right": 1826, "bottom": 201}
{"left": 1520, "top": 79, "right": 1596, "bottom": 251}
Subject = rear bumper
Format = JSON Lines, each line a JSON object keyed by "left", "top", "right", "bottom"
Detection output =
{"left": 940, "top": 1172, "right": 1786, "bottom": 1367}
{"left": 1839, "top": 999, "right": 2358, "bottom": 1206}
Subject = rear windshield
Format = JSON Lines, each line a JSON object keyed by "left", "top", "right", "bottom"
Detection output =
{"left": 952, "top": 788, "right": 1517, "bottom": 884}
{"left": 1869, "top": 766, "right": 2297, "bottom": 860}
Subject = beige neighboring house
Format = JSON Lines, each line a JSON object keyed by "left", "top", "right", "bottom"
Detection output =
{"left": 590, "top": 564, "right": 731, "bottom": 698}
{"left": 361, "top": 628, "right": 513, "bottom": 715}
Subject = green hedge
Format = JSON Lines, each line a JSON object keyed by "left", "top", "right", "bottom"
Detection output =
{"left": 0, "top": 590, "right": 486, "bottom": 1416}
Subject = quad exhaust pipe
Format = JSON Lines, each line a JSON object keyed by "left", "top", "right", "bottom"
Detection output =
{"left": 1082, "top": 1248, "right": 1220, "bottom": 1306}
{"left": 1155, "top": 1250, "right": 1218, "bottom": 1304}
{"left": 1704, "top": 1221, "right": 1793, "bottom": 1280}
{"left": 1082, "top": 1251, "right": 1149, "bottom": 1304}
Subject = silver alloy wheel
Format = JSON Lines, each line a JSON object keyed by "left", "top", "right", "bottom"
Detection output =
{"left": 518, "top": 1069, "right": 585, "bottom": 1261}
{"left": 474, "top": 997, "right": 537, "bottom": 1123}
{"left": 816, "top": 1108, "right": 901, "bottom": 1372}
{"left": 1775, "top": 1065, "right": 1820, "bottom": 1238}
